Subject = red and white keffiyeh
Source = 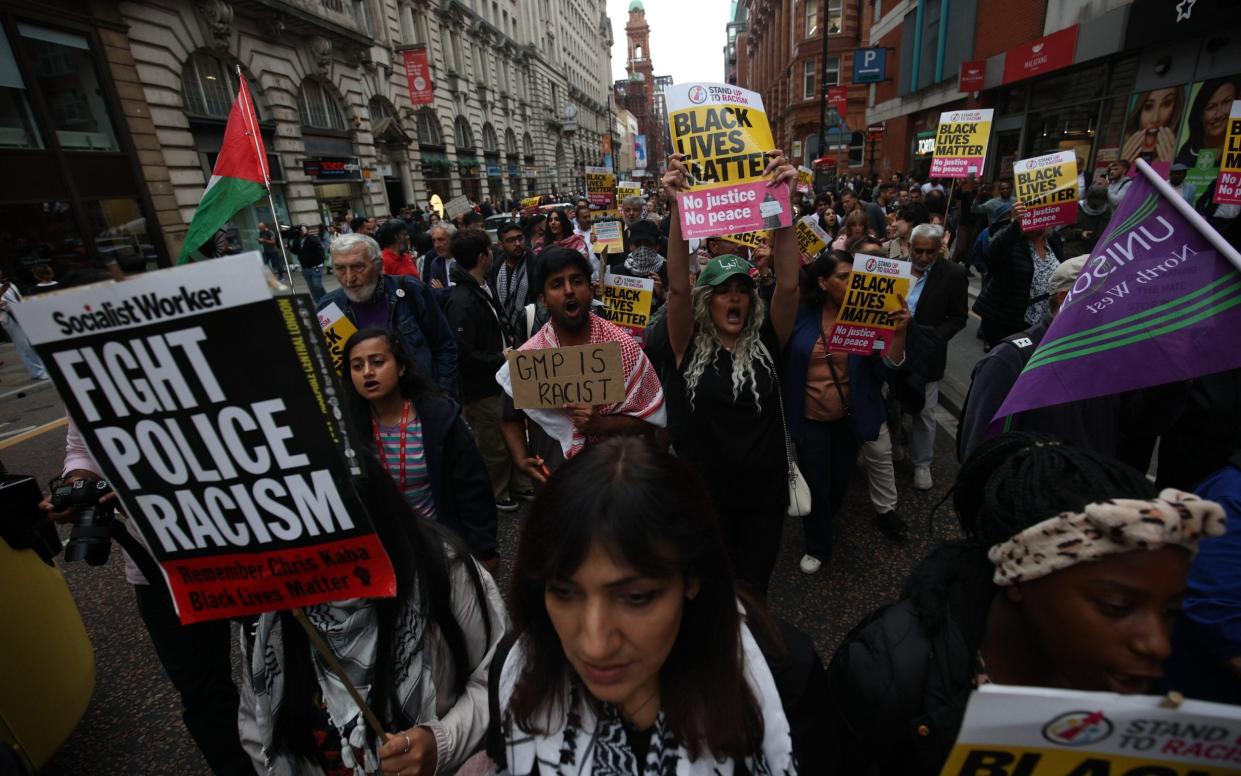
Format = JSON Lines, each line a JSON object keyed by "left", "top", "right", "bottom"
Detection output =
{"left": 496, "top": 313, "right": 666, "bottom": 457}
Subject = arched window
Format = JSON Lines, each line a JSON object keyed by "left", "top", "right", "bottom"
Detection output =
{"left": 504, "top": 128, "right": 517, "bottom": 156}
{"left": 523, "top": 132, "right": 534, "bottom": 159}
{"left": 297, "top": 78, "right": 347, "bottom": 131}
{"left": 182, "top": 51, "right": 262, "bottom": 119}
{"left": 454, "top": 116, "right": 475, "bottom": 151}
{"left": 416, "top": 109, "right": 442, "bottom": 145}
{"left": 368, "top": 96, "right": 397, "bottom": 123}
{"left": 482, "top": 123, "right": 498, "bottom": 154}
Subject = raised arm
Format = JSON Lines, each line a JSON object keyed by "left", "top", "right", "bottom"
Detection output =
{"left": 764, "top": 150, "right": 800, "bottom": 349}
{"left": 661, "top": 154, "right": 695, "bottom": 369}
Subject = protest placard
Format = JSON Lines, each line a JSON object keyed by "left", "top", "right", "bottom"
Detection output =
{"left": 666, "top": 82, "right": 792, "bottom": 239}
{"left": 797, "top": 166, "right": 814, "bottom": 194}
{"left": 1013, "top": 150, "right": 1079, "bottom": 232}
{"left": 827, "top": 254, "right": 912, "bottom": 355}
{"left": 939, "top": 685, "right": 1241, "bottom": 776}
{"left": 316, "top": 301, "right": 357, "bottom": 373}
{"left": 592, "top": 220, "right": 624, "bottom": 254}
{"left": 585, "top": 166, "right": 617, "bottom": 211}
{"left": 520, "top": 195, "right": 541, "bottom": 214}
{"left": 13, "top": 253, "right": 395, "bottom": 625}
{"left": 1214, "top": 100, "right": 1241, "bottom": 206}
{"left": 795, "top": 214, "right": 831, "bottom": 259}
{"left": 444, "top": 194, "right": 473, "bottom": 219}
{"left": 930, "top": 108, "right": 995, "bottom": 178}
{"left": 601, "top": 271, "right": 655, "bottom": 334}
{"left": 617, "top": 181, "right": 642, "bottom": 202}
{"left": 506, "top": 341, "right": 625, "bottom": 409}
{"left": 718, "top": 229, "right": 772, "bottom": 252}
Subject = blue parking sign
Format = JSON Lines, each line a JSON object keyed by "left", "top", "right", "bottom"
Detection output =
{"left": 852, "top": 48, "right": 887, "bottom": 83}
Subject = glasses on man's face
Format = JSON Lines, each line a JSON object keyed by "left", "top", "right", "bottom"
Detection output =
{"left": 911, "top": 247, "right": 938, "bottom": 255}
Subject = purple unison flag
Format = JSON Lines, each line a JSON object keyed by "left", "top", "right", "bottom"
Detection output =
{"left": 992, "top": 159, "right": 1241, "bottom": 429}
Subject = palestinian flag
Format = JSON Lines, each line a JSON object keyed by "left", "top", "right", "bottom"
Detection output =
{"left": 177, "top": 75, "right": 269, "bottom": 263}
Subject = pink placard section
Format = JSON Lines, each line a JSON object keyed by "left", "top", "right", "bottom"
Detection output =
{"left": 930, "top": 156, "right": 985, "bottom": 179}
{"left": 676, "top": 181, "right": 792, "bottom": 240}
{"left": 828, "top": 324, "right": 887, "bottom": 356}
{"left": 1216, "top": 171, "right": 1241, "bottom": 206}
{"left": 1021, "top": 201, "right": 1078, "bottom": 232}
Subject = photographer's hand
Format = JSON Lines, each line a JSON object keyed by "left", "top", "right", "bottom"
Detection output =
{"left": 41, "top": 469, "right": 116, "bottom": 523}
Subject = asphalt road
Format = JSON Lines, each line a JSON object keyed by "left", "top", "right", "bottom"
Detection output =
{"left": 0, "top": 267, "right": 983, "bottom": 774}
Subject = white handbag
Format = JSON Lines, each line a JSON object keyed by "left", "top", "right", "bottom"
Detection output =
{"left": 764, "top": 343, "right": 812, "bottom": 517}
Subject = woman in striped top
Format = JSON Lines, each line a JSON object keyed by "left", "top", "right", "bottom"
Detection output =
{"left": 342, "top": 327, "right": 500, "bottom": 569}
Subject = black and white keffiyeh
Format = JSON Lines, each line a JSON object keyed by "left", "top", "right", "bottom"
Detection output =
{"left": 247, "top": 588, "right": 437, "bottom": 775}
{"left": 624, "top": 247, "right": 666, "bottom": 277}
{"left": 497, "top": 619, "right": 796, "bottom": 776}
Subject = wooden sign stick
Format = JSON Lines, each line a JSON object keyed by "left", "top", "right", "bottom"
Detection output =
{"left": 291, "top": 607, "right": 389, "bottom": 741}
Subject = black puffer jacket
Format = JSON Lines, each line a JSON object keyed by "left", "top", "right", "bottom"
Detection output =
{"left": 972, "top": 220, "right": 1066, "bottom": 338}
{"left": 824, "top": 544, "right": 996, "bottom": 775}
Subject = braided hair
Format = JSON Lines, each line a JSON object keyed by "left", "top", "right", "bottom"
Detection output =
{"left": 908, "top": 432, "right": 1157, "bottom": 643}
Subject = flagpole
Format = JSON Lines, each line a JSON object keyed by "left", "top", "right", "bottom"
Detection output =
{"left": 236, "top": 65, "right": 297, "bottom": 293}
{"left": 1134, "top": 158, "right": 1241, "bottom": 274}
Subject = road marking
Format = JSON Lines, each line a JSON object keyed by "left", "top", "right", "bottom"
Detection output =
{"left": 0, "top": 416, "right": 67, "bottom": 449}
{"left": 0, "top": 424, "right": 36, "bottom": 440}
{"left": 0, "top": 380, "right": 55, "bottom": 401}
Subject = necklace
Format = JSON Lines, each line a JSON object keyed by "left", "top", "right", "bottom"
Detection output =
{"left": 372, "top": 400, "right": 410, "bottom": 488}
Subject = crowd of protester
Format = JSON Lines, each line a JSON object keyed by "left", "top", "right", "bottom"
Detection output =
{"left": 26, "top": 149, "right": 1241, "bottom": 776}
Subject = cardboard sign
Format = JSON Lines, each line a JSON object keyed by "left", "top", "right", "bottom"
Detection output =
{"left": 940, "top": 685, "right": 1241, "bottom": 776}
{"left": 506, "top": 342, "right": 625, "bottom": 409}
{"left": 930, "top": 108, "right": 995, "bottom": 179}
{"left": 795, "top": 214, "right": 831, "bottom": 259}
{"left": 1214, "top": 100, "right": 1241, "bottom": 206}
{"left": 592, "top": 220, "right": 624, "bottom": 254}
{"left": 827, "top": 254, "right": 912, "bottom": 355}
{"left": 617, "top": 181, "right": 642, "bottom": 202}
{"left": 797, "top": 166, "right": 814, "bottom": 194}
{"left": 1014, "top": 150, "right": 1079, "bottom": 232}
{"left": 13, "top": 253, "right": 395, "bottom": 624}
{"left": 316, "top": 302, "right": 358, "bottom": 374}
{"left": 718, "top": 230, "right": 772, "bottom": 251}
{"left": 666, "top": 82, "right": 792, "bottom": 239}
{"left": 585, "top": 166, "right": 617, "bottom": 211}
{"left": 402, "top": 47, "right": 434, "bottom": 106}
{"left": 601, "top": 271, "right": 655, "bottom": 333}
{"left": 444, "top": 194, "right": 473, "bottom": 219}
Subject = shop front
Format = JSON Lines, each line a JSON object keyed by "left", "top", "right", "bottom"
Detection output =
{"left": 458, "top": 156, "right": 481, "bottom": 201}
{"left": 420, "top": 149, "right": 452, "bottom": 202}
{"left": 305, "top": 156, "right": 365, "bottom": 226}
{"left": 485, "top": 156, "right": 502, "bottom": 201}
{"left": 523, "top": 161, "right": 538, "bottom": 196}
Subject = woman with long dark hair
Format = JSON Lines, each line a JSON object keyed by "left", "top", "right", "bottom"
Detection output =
{"left": 495, "top": 437, "right": 801, "bottom": 774}
{"left": 783, "top": 250, "right": 910, "bottom": 574}
{"left": 1175, "top": 76, "right": 1241, "bottom": 171}
{"left": 238, "top": 452, "right": 506, "bottom": 775}
{"left": 824, "top": 432, "right": 1226, "bottom": 775}
{"left": 340, "top": 327, "right": 499, "bottom": 567}
{"left": 653, "top": 149, "right": 801, "bottom": 598}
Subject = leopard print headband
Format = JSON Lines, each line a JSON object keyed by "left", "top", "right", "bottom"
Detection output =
{"left": 988, "top": 488, "right": 1227, "bottom": 586}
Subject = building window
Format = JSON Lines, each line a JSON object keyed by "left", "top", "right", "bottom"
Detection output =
{"left": 849, "top": 131, "right": 865, "bottom": 166}
{"left": 19, "top": 23, "right": 118, "bottom": 151}
{"left": 504, "top": 127, "right": 517, "bottom": 156}
{"left": 827, "top": 0, "right": 843, "bottom": 34}
{"left": 805, "top": 0, "right": 818, "bottom": 37}
{"left": 454, "top": 115, "right": 475, "bottom": 152}
{"left": 416, "top": 108, "right": 442, "bottom": 145}
{"left": 353, "top": 0, "right": 376, "bottom": 37}
{"left": 523, "top": 131, "right": 534, "bottom": 159}
{"left": 482, "top": 122, "right": 498, "bottom": 153}
{"left": 182, "top": 51, "right": 262, "bottom": 120}
{"left": 803, "top": 59, "right": 816, "bottom": 100}
{"left": 450, "top": 31, "right": 464, "bottom": 73}
{"left": 297, "top": 79, "right": 347, "bottom": 131}
{"left": 0, "top": 29, "right": 41, "bottom": 148}
{"left": 368, "top": 96, "right": 396, "bottom": 123}
{"left": 824, "top": 55, "right": 840, "bottom": 86}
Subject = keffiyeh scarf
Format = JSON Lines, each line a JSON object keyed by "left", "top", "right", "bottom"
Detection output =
{"left": 624, "top": 247, "right": 665, "bottom": 277}
{"left": 495, "top": 314, "right": 667, "bottom": 457}
{"left": 246, "top": 588, "right": 437, "bottom": 775}
{"left": 497, "top": 621, "right": 796, "bottom": 775}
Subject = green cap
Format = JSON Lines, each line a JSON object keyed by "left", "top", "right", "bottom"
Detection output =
{"left": 696, "top": 254, "right": 755, "bottom": 288}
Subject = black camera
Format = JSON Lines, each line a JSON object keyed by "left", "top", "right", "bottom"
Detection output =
{"left": 50, "top": 477, "right": 116, "bottom": 566}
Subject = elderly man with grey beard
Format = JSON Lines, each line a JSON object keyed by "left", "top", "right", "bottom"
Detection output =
{"left": 316, "top": 233, "right": 459, "bottom": 393}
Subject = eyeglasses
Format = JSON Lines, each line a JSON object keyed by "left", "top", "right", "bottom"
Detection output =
{"left": 911, "top": 247, "right": 939, "bottom": 255}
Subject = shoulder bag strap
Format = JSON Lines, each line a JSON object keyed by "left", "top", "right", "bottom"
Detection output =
{"left": 818, "top": 321, "right": 852, "bottom": 417}
{"left": 758, "top": 341, "right": 798, "bottom": 477}
{"left": 485, "top": 631, "right": 520, "bottom": 767}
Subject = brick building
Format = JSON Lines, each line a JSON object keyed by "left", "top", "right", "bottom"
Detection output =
{"left": 733, "top": 0, "right": 868, "bottom": 171}
{"left": 612, "top": 0, "right": 667, "bottom": 180}
{"left": 863, "top": 0, "right": 1241, "bottom": 189}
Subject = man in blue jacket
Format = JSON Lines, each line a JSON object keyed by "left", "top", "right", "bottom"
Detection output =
{"left": 318, "top": 233, "right": 458, "bottom": 393}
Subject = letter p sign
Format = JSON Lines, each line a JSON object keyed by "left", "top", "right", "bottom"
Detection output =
{"left": 853, "top": 48, "right": 887, "bottom": 83}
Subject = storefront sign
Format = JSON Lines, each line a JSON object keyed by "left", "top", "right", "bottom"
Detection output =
{"left": 940, "top": 685, "right": 1241, "bottom": 776}
{"left": 828, "top": 254, "right": 912, "bottom": 356}
{"left": 486, "top": 162, "right": 502, "bottom": 178}
{"left": 666, "top": 82, "right": 792, "bottom": 239}
{"left": 867, "top": 123, "right": 886, "bottom": 141}
{"left": 915, "top": 131, "right": 936, "bottom": 157}
{"left": 1013, "top": 150, "right": 1079, "bottom": 231}
{"left": 14, "top": 254, "right": 396, "bottom": 624}
{"left": 303, "top": 157, "right": 362, "bottom": 181}
{"left": 930, "top": 109, "right": 994, "bottom": 178}
{"left": 1125, "top": 0, "right": 1241, "bottom": 49}
{"left": 1002, "top": 25, "right": 1078, "bottom": 85}
{"left": 828, "top": 86, "right": 848, "bottom": 116}
{"left": 959, "top": 60, "right": 986, "bottom": 92}
{"left": 507, "top": 163, "right": 520, "bottom": 177}
{"left": 402, "top": 47, "right": 434, "bottom": 106}
{"left": 1214, "top": 100, "right": 1241, "bottom": 205}
{"left": 852, "top": 48, "right": 887, "bottom": 84}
